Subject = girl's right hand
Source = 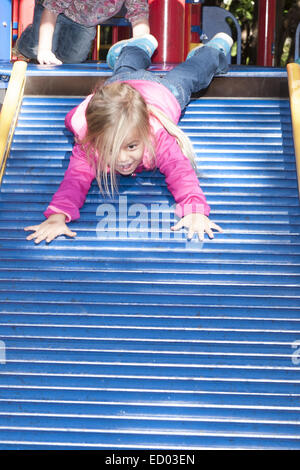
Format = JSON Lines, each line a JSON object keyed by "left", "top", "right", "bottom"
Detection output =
{"left": 37, "top": 49, "right": 62, "bottom": 65}
{"left": 37, "top": 8, "right": 61, "bottom": 65}
{"left": 24, "top": 213, "right": 77, "bottom": 244}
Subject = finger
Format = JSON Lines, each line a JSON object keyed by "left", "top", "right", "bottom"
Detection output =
{"left": 197, "top": 229, "right": 205, "bottom": 242}
{"left": 25, "top": 228, "right": 46, "bottom": 240}
{"left": 187, "top": 227, "right": 194, "bottom": 240}
{"left": 38, "top": 56, "right": 61, "bottom": 66}
{"left": 64, "top": 228, "right": 77, "bottom": 238}
{"left": 44, "top": 227, "right": 65, "bottom": 243}
{"left": 49, "top": 55, "right": 62, "bottom": 65}
{"left": 205, "top": 227, "right": 214, "bottom": 239}
{"left": 48, "top": 59, "right": 62, "bottom": 65}
{"left": 26, "top": 232, "right": 39, "bottom": 241}
{"left": 45, "top": 234, "right": 58, "bottom": 243}
{"left": 44, "top": 229, "right": 76, "bottom": 243}
{"left": 34, "top": 234, "right": 47, "bottom": 244}
{"left": 24, "top": 225, "right": 39, "bottom": 232}
{"left": 211, "top": 222, "right": 223, "bottom": 233}
{"left": 49, "top": 53, "right": 62, "bottom": 65}
{"left": 33, "top": 229, "right": 47, "bottom": 239}
{"left": 171, "top": 220, "right": 183, "bottom": 231}
{"left": 29, "top": 228, "right": 49, "bottom": 242}
{"left": 45, "top": 229, "right": 63, "bottom": 243}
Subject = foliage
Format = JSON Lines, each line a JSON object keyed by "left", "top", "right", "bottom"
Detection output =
{"left": 203, "top": 0, "right": 300, "bottom": 65}
{"left": 220, "top": 0, "right": 256, "bottom": 64}
{"left": 221, "top": 0, "right": 255, "bottom": 24}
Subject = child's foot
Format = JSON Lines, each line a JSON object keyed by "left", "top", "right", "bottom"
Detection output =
{"left": 106, "top": 34, "right": 158, "bottom": 69}
{"left": 11, "top": 41, "right": 31, "bottom": 62}
{"left": 186, "top": 32, "right": 233, "bottom": 60}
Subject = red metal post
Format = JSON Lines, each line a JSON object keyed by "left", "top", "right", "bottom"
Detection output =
{"left": 12, "top": 0, "right": 19, "bottom": 43}
{"left": 92, "top": 26, "right": 100, "bottom": 60}
{"left": 184, "top": 2, "right": 192, "bottom": 59}
{"left": 112, "top": 26, "right": 119, "bottom": 44}
{"left": 11, "top": 0, "right": 19, "bottom": 59}
{"left": 257, "top": 0, "right": 277, "bottom": 66}
{"left": 116, "top": 26, "right": 131, "bottom": 41}
{"left": 191, "top": 2, "right": 202, "bottom": 43}
{"left": 18, "top": 0, "right": 35, "bottom": 37}
{"left": 149, "top": 0, "right": 186, "bottom": 64}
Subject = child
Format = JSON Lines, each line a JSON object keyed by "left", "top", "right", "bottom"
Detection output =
{"left": 24, "top": 32, "right": 233, "bottom": 244}
{"left": 15, "top": 0, "right": 149, "bottom": 65}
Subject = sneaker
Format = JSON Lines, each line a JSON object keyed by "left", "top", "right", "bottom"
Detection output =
{"left": 11, "top": 41, "right": 31, "bottom": 62}
{"left": 186, "top": 32, "right": 233, "bottom": 60}
{"left": 106, "top": 34, "right": 158, "bottom": 69}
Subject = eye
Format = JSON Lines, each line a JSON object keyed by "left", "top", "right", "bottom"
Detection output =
{"left": 127, "top": 142, "right": 138, "bottom": 150}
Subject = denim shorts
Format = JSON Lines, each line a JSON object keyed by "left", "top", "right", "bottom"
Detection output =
{"left": 17, "top": 0, "right": 96, "bottom": 63}
{"left": 105, "top": 45, "right": 228, "bottom": 110}
{"left": 106, "top": 70, "right": 183, "bottom": 110}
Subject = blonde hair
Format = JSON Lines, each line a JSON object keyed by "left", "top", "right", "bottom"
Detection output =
{"left": 147, "top": 104, "right": 197, "bottom": 172}
{"left": 83, "top": 81, "right": 155, "bottom": 195}
{"left": 83, "top": 81, "right": 197, "bottom": 195}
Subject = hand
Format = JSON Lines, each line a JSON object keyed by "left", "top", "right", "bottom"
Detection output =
{"left": 132, "top": 21, "right": 150, "bottom": 37}
{"left": 171, "top": 213, "right": 223, "bottom": 241}
{"left": 37, "top": 49, "right": 62, "bottom": 65}
{"left": 37, "top": 9, "right": 60, "bottom": 64}
{"left": 24, "top": 213, "right": 77, "bottom": 244}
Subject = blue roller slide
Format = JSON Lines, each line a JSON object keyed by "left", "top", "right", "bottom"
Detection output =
{"left": 0, "top": 72, "right": 299, "bottom": 449}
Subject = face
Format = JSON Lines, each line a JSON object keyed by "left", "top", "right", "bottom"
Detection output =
{"left": 115, "top": 128, "right": 145, "bottom": 175}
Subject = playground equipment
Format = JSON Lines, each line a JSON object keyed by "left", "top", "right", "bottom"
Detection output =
{"left": 201, "top": 6, "right": 241, "bottom": 64}
{"left": 287, "top": 62, "right": 300, "bottom": 198}
{"left": 2, "top": 1, "right": 242, "bottom": 64}
{"left": 0, "top": 61, "right": 27, "bottom": 181}
{"left": 0, "top": 0, "right": 12, "bottom": 61}
{"left": 257, "top": 0, "right": 277, "bottom": 66}
{"left": 17, "top": 0, "right": 34, "bottom": 39}
{"left": 295, "top": 23, "right": 300, "bottom": 62}
{"left": 2, "top": 0, "right": 298, "bottom": 66}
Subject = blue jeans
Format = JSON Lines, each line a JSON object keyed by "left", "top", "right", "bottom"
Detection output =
{"left": 17, "top": 1, "right": 96, "bottom": 63}
{"left": 106, "top": 45, "right": 228, "bottom": 110}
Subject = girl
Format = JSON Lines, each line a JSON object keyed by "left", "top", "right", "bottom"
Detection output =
{"left": 15, "top": 0, "right": 149, "bottom": 65}
{"left": 24, "top": 32, "right": 233, "bottom": 244}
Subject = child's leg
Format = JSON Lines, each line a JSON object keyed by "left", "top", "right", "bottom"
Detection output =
{"left": 161, "top": 46, "right": 228, "bottom": 110}
{"left": 107, "top": 34, "right": 158, "bottom": 70}
{"left": 52, "top": 15, "right": 96, "bottom": 63}
{"left": 113, "top": 46, "right": 152, "bottom": 75}
{"left": 16, "top": 0, "right": 96, "bottom": 63}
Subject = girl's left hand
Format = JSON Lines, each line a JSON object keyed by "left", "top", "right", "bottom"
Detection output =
{"left": 171, "top": 213, "right": 223, "bottom": 241}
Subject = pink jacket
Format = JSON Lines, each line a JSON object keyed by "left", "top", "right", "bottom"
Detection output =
{"left": 44, "top": 80, "right": 210, "bottom": 222}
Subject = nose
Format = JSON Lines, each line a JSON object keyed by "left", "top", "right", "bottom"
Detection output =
{"left": 118, "top": 150, "right": 130, "bottom": 164}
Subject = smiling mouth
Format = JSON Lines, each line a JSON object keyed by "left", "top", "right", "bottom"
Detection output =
{"left": 117, "top": 163, "right": 135, "bottom": 173}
